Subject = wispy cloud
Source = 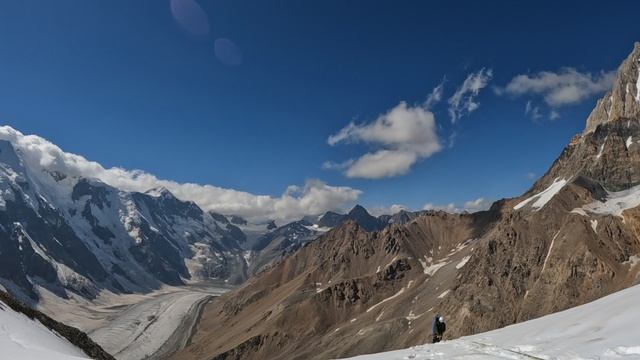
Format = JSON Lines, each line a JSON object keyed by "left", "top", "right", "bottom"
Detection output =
{"left": 0, "top": 126, "right": 361, "bottom": 223}
{"left": 448, "top": 68, "right": 493, "bottom": 123}
{"left": 369, "top": 204, "right": 409, "bottom": 217}
{"left": 524, "top": 100, "right": 542, "bottom": 120}
{"left": 423, "top": 197, "right": 492, "bottom": 213}
{"left": 502, "top": 68, "right": 615, "bottom": 110}
{"left": 327, "top": 97, "right": 442, "bottom": 179}
{"left": 424, "top": 78, "right": 445, "bottom": 109}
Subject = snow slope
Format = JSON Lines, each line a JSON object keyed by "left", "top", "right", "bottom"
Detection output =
{"left": 343, "top": 284, "right": 640, "bottom": 359}
{"left": 0, "top": 299, "right": 89, "bottom": 360}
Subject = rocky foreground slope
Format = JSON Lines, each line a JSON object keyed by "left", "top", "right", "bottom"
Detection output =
{"left": 172, "top": 43, "right": 640, "bottom": 360}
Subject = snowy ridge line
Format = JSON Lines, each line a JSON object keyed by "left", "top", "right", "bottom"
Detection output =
{"left": 341, "top": 283, "right": 640, "bottom": 359}
{"left": 514, "top": 177, "right": 568, "bottom": 211}
{"left": 0, "top": 291, "right": 114, "bottom": 360}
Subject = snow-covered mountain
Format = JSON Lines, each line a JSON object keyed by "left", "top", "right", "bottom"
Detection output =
{"left": 0, "top": 134, "right": 248, "bottom": 303}
{"left": 343, "top": 283, "right": 640, "bottom": 359}
{"left": 0, "top": 127, "right": 399, "bottom": 307}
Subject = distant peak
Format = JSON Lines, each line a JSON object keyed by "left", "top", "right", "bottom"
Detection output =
{"left": 584, "top": 41, "right": 640, "bottom": 134}
{"left": 145, "top": 186, "right": 173, "bottom": 198}
{"left": 348, "top": 204, "right": 369, "bottom": 215}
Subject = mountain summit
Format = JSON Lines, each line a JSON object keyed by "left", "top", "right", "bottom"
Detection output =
{"left": 584, "top": 42, "right": 640, "bottom": 134}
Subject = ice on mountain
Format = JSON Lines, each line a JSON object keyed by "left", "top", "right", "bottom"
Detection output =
{"left": 455, "top": 256, "right": 471, "bottom": 269}
{"left": 626, "top": 136, "right": 633, "bottom": 149}
{"left": 571, "top": 208, "right": 588, "bottom": 216}
{"left": 514, "top": 178, "right": 567, "bottom": 210}
{"left": 366, "top": 287, "right": 405, "bottom": 313}
{"left": 0, "top": 299, "right": 89, "bottom": 360}
{"left": 424, "top": 261, "right": 448, "bottom": 276}
{"left": 596, "top": 135, "right": 608, "bottom": 159}
{"left": 636, "top": 68, "right": 640, "bottom": 102}
{"left": 579, "top": 184, "right": 640, "bottom": 217}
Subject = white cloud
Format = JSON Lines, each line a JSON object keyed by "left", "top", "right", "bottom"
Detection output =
{"left": 327, "top": 100, "right": 441, "bottom": 179}
{"left": 448, "top": 68, "right": 493, "bottom": 123}
{"left": 424, "top": 79, "right": 445, "bottom": 109}
{"left": 369, "top": 204, "right": 408, "bottom": 217}
{"left": 503, "top": 68, "right": 615, "bottom": 107}
{"left": 462, "top": 197, "right": 492, "bottom": 212}
{"left": 0, "top": 126, "right": 361, "bottom": 223}
{"left": 423, "top": 197, "right": 492, "bottom": 213}
{"left": 524, "top": 100, "right": 542, "bottom": 120}
{"left": 423, "top": 202, "right": 459, "bottom": 212}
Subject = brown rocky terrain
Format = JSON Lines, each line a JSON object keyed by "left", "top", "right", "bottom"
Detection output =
{"left": 171, "top": 42, "right": 640, "bottom": 360}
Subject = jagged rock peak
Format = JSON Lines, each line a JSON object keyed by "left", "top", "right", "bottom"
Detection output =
{"left": 348, "top": 204, "right": 369, "bottom": 216}
{"left": 584, "top": 42, "right": 640, "bottom": 134}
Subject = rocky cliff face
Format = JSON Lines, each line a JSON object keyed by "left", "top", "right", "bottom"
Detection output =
{"left": 584, "top": 42, "right": 640, "bottom": 134}
{"left": 172, "top": 43, "right": 640, "bottom": 360}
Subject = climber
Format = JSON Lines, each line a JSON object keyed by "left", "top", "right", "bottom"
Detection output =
{"left": 432, "top": 314, "right": 446, "bottom": 343}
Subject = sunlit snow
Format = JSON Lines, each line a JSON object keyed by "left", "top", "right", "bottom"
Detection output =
{"left": 580, "top": 184, "right": 640, "bottom": 217}
{"left": 0, "top": 300, "right": 89, "bottom": 360}
{"left": 343, "top": 284, "right": 640, "bottom": 359}
{"left": 514, "top": 178, "right": 567, "bottom": 210}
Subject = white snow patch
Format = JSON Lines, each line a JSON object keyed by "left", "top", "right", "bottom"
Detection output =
{"left": 636, "top": 68, "right": 640, "bottom": 102}
{"left": 0, "top": 300, "right": 90, "bottom": 360}
{"left": 541, "top": 230, "right": 562, "bottom": 273}
{"left": 514, "top": 178, "right": 567, "bottom": 210}
{"left": 571, "top": 208, "right": 587, "bottom": 216}
{"left": 366, "top": 288, "right": 405, "bottom": 313}
{"left": 437, "top": 290, "right": 450, "bottom": 299}
{"left": 406, "top": 310, "right": 423, "bottom": 321}
{"left": 596, "top": 135, "right": 608, "bottom": 159}
{"left": 624, "top": 255, "right": 640, "bottom": 269}
{"left": 626, "top": 136, "right": 633, "bottom": 149}
{"left": 605, "top": 346, "right": 640, "bottom": 356}
{"left": 455, "top": 256, "right": 471, "bottom": 270}
{"left": 302, "top": 224, "right": 331, "bottom": 233}
{"left": 580, "top": 184, "right": 640, "bottom": 217}
{"left": 423, "top": 260, "right": 449, "bottom": 276}
{"left": 590, "top": 219, "right": 598, "bottom": 233}
{"left": 342, "top": 283, "right": 640, "bottom": 360}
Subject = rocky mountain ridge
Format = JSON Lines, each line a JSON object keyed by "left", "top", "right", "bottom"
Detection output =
{"left": 171, "top": 42, "right": 640, "bottom": 360}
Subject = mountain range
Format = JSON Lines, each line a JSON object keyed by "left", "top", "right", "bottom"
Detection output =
{"left": 0, "top": 136, "right": 401, "bottom": 306}
{"left": 2, "top": 42, "right": 640, "bottom": 360}
{"left": 170, "top": 42, "right": 640, "bottom": 360}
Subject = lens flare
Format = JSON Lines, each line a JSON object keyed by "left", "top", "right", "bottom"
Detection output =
{"left": 214, "top": 38, "right": 243, "bottom": 66}
{"left": 170, "top": 0, "right": 210, "bottom": 36}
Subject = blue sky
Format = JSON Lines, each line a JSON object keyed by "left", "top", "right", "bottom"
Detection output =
{"left": 1, "top": 0, "right": 639, "bottom": 219}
